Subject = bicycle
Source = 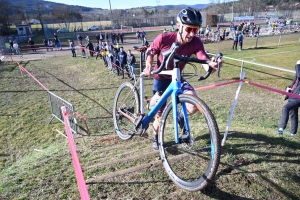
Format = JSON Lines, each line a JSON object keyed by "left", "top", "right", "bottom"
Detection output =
{"left": 113, "top": 42, "right": 222, "bottom": 191}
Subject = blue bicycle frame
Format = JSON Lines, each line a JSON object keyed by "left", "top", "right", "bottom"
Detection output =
{"left": 137, "top": 67, "right": 190, "bottom": 144}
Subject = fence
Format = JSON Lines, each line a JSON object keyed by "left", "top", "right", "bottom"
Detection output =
{"left": 49, "top": 91, "right": 78, "bottom": 134}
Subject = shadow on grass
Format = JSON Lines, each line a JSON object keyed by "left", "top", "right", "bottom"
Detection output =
{"left": 246, "top": 47, "right": 275, "bottom": 50}
{"left": 214, "top": 131, "right": 300, "bottom": 200}
{"left": 44, "top": 71, "right": 113, "bottom": 116}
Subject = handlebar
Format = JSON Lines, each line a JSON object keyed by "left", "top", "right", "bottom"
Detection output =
{"left": 150, "top": 42, "right": 223, "bottom": 81}
{"left": 198, "top": 52, "right": 223, "bottom": 81}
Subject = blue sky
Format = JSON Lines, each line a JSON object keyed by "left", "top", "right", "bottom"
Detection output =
{"left": 47, "top": 0, "right": 211, "bottom": 9}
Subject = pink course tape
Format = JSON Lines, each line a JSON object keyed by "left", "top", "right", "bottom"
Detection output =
{"left": 62, "top": 108, "right": 90, "bottom": 200}
{"left": 195, "top": 80, "right": 240, "bottom": 91}
{"left": 242, "top": 80, "right": 300, "bottom": 100}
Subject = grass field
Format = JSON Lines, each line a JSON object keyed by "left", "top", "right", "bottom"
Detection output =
{"left": 0, "top": 32, "right": 300, "bottom": 199}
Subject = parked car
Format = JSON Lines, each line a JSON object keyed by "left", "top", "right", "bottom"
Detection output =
{"left": 57, "top": 27, "right": 69, "bottom": 33}
{"left": 88, "top": 26, "right": 99, "bottom": 31}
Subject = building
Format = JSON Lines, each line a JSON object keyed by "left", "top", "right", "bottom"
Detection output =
{"left": 16, "top": 25, "right": 33, "bottom": 35}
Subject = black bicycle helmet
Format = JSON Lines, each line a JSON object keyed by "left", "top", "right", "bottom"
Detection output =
{"left": 177, "top": 7, "right": 202, "bottom": 27}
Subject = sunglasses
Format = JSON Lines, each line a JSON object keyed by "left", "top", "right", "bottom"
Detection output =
{"left": 184, "top": 26, "right": 200, "bottom": 34}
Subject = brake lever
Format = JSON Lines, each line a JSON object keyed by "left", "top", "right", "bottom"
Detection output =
{"left": 198, "top": 52, "right": 223, "bottom": 81}
{"left": 214, "top": 53, "right": 223, "bottom": 78}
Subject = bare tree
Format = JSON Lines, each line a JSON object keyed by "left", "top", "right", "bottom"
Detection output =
{"left": 51, "top": 5, "right": 82, "bottom": 29}
{"left": 0, "top": 0, "right": 11, "bottom": 35}
{"left": 15, "top": 3, "right": 30, "bottom": 25}
{"left": 34, "top": 0, "right": 45, "bottom": 32}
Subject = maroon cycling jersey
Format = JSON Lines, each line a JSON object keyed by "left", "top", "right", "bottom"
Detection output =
{"left": 150, "top": 32, "right": 209, "bottom": 80}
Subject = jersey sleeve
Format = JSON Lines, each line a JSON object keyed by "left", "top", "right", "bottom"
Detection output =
{"left": 150, "top": 34, "right": 163, "bottom": 55}
{"left": 195, "top": 38, "right": 210, "bottom": 60}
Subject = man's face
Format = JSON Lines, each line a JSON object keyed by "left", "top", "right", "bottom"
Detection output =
{"left": 120, "top": 48, "right": 123, "bottom": 52}
{"left": 178, "top": 23, "right": 199, "bottom": 44}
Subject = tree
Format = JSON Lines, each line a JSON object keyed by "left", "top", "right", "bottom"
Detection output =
{"left": 15, "top": 3, "right": 30, "bottom": 25}
{"left": 34, "top": 0, "right": 45, "bottom": 33}
{"left": 0, "top": 0, "right": 11, "bottom": 35}
{"left": 141, "top": 8, "right": 149, "bottom": 17}
{"left": 52, "top": 6, "right": 82, "bottom": 28}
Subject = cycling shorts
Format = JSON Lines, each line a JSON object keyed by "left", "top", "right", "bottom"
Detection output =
{"left": 152, "top": 78, "right": 195, "bottom": 113}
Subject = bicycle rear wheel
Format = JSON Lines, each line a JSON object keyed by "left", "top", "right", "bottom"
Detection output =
{"left": 159, "top": 94, "right": 220, "bottom": 191}
{"left": 113, "top": 82, "right": 140, "bottom": 140}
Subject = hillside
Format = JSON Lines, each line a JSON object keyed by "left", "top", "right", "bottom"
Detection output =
{"left": 9, "top": 0, "right": 96, "bottom": 14}
{"left": 143, "top": 4, "right": 209, "bottom": 10}
{"left": 9, "top": 0, "right": 208, "bottom": 14}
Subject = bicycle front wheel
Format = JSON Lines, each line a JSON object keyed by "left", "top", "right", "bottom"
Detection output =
{"left": 113, "top": 82, "right": 140, "bottom": 140}
{"left": 159, "top": 94, "right": 221, "bottom": 191}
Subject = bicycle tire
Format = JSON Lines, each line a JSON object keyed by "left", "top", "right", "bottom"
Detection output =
{"left": 158, "top": 94, "right": 221, "bottom": 191}
{"left": 113, "top": 82, "right": 140, "bottom": 140}
{"left": 181, "top": 63, "right": 198, "bottom": 80}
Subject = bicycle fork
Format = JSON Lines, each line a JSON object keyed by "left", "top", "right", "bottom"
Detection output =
{"left": 171, "top": 91, "right": 191, "bottom": 144}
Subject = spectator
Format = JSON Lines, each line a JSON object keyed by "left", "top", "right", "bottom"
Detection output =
{"left": 57, "top": 39, "right": 62, "bottom": 50}
{"left": 9, "top": 40, "right": 13, "bottom": 49}
{"left": 136, "top": 30, "right": 141, "bottom": 42}
{"left": 116, "top": 33, "right": 120, "bottom": 44}
{"left": 13, "top": 41, "right": 20, "bottom": 55}
{"left": 54, "top": 33, "right": 59, "bottom": 50}
{"left": 80, "top": 44, "right": 86, "bottom": 58}
{"left": 99, "top": 32, "right": 103, "bottom": 42}
{"left": 85, "top": 35, "right": 89, "bottom": 44}
{"left": 28, "top": 38, "right": 36, "bottom": 52}
{"left": 141, "top": 38, "right": 149, "bottom": 62}
{"left": 112, "top": 32, "right": 116, "bottom": 44}
{"left": 142, "top": 37, "right": 149, "bottom": 46}
{"left": 238, "top": 31, "right": 244, "bottom": 51}
{"left": 116, "top": 43, "right": 120, "bottom": 51}
{"left": 43, "top": 38, "right": 49, "bottom": 51}
{"left": 43, "top": 38, "right": 48, "bottom": 47}
{"left": 48, "top": 40, "right": 53, "bottom": 48}
{"left": 105, "top": 32, "right": 109, "bottom": 41}
{"left": 255, "top": 25, "right": 261, "bottom": 37}
{"left": 113, "top": 48, "right": 120, "bottom": 75}
{"left": 120, "top": 33, "right": 124, "bottom": 44}
{"left": 96, "top": 34, "right": 100, "bottom": 44}
{"left": 205, "top": 25, "right": 211, "bottom": 42}
{"left": 141, "top": 31, "right": 146, "bottom": 39}
{"left": 277, "top": 60, "right": 300, "bottom": 136}
{"left": 101, "top": 48, "right": 108, "bottom": 66}
{"left": 77, "top": 34, "right": 83, "bottom": 45}
{"left": 94, "top": 43, "right": 101, "bottom": 60}
{"left": 220, "top": 29, "right": 226, "bottom": 41}
{"left": 232, "top": 31, "right": 238, "bottom": 50}
{"left": 126, "top": 49, "right": 136, "bottom": 80}
{"left": 230, "top": 21, "right": 235, "bottom": 32}
{"left": 85, "top": 40, "right": 94, "bottom": 57}
{"left": 118, "top": 47, "right": 130, "bottom": 79}
{"left": 68, "top": 39, "right": 76, "bottom": 57}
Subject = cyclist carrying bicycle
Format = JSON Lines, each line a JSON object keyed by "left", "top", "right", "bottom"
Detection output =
{"left": 143, "top": 7, "right": 224, "bottom": 150}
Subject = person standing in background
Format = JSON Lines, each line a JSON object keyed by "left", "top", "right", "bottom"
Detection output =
{"left": 238, "top": 31, "right": 244, "bottom": 51}
{"left": 126, "top": 49, "right": 136, "bottom": 81}
{"left": 118, "top": 47, "right": 130, "bottom": 79}
{"left": 277, "top": 60, "right": 300, "bottom": 136}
